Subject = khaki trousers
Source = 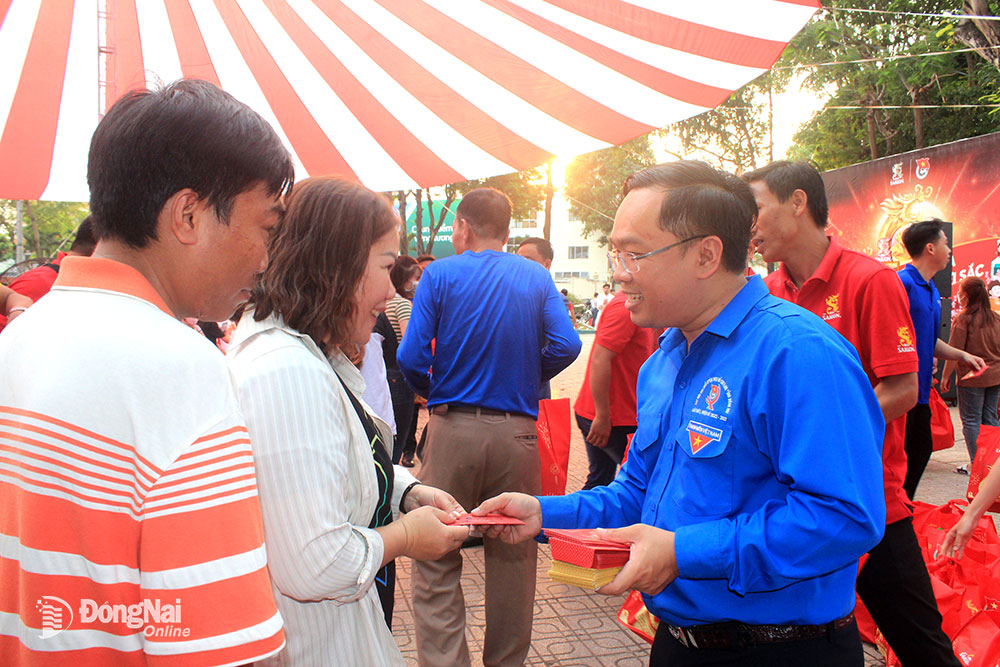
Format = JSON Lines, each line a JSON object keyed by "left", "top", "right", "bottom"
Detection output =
{"left": 412, "top": 408, "right": 541, "bottom": 667}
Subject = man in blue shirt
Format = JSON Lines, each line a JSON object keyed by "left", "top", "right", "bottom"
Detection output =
{"left": 477, "top": 162, "right": 886, "bottom": 665}
{"left": 398, "top": 187, "right": 580, "bottom": 667}
{"left": 899, "top": 219, "right": 984, "bottom": 495}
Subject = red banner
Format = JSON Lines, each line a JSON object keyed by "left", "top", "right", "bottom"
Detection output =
{"left": 822, "top": 132, "right": 1000, "bottom": 295}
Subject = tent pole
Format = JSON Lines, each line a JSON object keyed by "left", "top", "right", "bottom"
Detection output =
{"left": 14, "top": 200, "right": 25, "bottom": 263}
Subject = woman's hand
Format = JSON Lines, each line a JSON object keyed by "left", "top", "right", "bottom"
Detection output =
{"left": 403, "top": 483, "right": 464, "bottom": 517}
{"left": 942, "top": 514, "right": 977, "bottom": 559}
{"left": 397, "top": 506, "right": 469, "bottom": 560}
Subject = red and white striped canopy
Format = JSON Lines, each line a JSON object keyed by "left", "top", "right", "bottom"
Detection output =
{"left": 0, "top": 0, "right": 819, "bottom": 202}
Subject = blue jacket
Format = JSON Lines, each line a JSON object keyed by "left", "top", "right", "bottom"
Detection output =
{"left": 539, "top": 277, "right": 885, "bottom": 626}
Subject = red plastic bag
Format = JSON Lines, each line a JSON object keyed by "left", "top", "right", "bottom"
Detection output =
{"left": 859, "top": 500, "right": 1000, "bottom": 665}
{"left": 616, "top": 590, "right": 659, "bottom": 644}
{"left": 536, "top": 398, "right": 571, "bottom": 496}
{"left": 931, "top": 387, "right": 955, "bottom": 451}
{"left": 951, "top": 608, "right": 1000, "bottom": 666}
{"left": 968, "top": 425, "right": 1000, "bottom": 514}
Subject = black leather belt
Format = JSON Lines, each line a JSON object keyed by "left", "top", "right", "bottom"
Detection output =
{"left": 666, "top": 613, "right": 855, "bottom": 651}
{"left": 430, "top": 403, "right": 513, "bottom": 418}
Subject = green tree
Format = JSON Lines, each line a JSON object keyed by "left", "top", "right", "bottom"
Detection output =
{"left": 563, "top": 136, "right": 656, "bottom": 245}
{"left": 388, "top": 168, "right": 546, "bottom": 256}
{"left": 0, "top": 200, "right": 89, "bottom": 264}
{"left": 785, "top": 0, "right": 1000, "bottom": 169}
{"left": 662, "top": 72, "right": 785, "bottom": 174}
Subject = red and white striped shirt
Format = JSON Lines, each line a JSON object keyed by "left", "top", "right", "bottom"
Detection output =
{"left": 0, "top": 257, "right": 284, "bottom": 666}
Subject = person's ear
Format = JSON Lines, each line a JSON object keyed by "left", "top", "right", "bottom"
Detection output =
{"left": 790, "top": 189, "right": 809, "bottom": 216}
{"left": 163, "top": 189, "right": 203, "bottom": 246}
{"left": 693, "top": 236, "right": 725, "bottom": 279}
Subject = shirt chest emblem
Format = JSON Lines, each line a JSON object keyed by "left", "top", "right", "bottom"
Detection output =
{"left": 686, "top": 420, "right": 723, "bottom": 455}
{"left": 691, "top": 377, "right": 732, "bottom": 422}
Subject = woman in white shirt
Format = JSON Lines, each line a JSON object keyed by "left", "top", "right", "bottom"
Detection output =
{"left": 227, "top": 177, "right": 470, "bottom": 666}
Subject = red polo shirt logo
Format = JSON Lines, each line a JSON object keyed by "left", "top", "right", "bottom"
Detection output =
{"left": 822, "top": 294, "right": 841, "bottom": 321}
{"left": 897, "top": 326, "right": 915, "bottom": 353}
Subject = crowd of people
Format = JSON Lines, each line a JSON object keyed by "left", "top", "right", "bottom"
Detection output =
{"left": 3, "top": 77, "right": 1000, "bottom": 667}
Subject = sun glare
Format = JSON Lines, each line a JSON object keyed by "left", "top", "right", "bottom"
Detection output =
{"left": 549, "top": 156, "right": 570, "bottom": 191}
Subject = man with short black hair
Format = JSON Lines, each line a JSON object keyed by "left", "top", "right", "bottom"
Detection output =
{"left": 478, "top": 160, "right": 886, "bottom": 665}
{"left": 516, "top": 236, "right": 554, "bottom": 269}
{"left": 0, "top": 79, "right": 292, "bottom": 664}
{"left": 899, "top": 219, "right": 984, "bottom": 496}
{"left": 744, "top": 160, "right": 961, "bottom": 667}
{"left": 399, "top": 187, "right": 581, "bottom": 667}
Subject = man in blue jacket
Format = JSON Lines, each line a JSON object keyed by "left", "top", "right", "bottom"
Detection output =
{"left": 398, "top": 187, "right": 581, "bottom": 667}
{"left": 477, "top": 162, "right": 886, "bottom": 666}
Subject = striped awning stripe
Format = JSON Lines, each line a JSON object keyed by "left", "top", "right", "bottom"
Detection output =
{"left": 0, "top": 0, "right": 818, "bottom": 202}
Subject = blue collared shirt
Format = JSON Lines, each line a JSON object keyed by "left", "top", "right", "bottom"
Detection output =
{"left": 898, "top": 263, "right": 941, "bottom": 404}
{"left": 397, "top": 249, "right": 581, "bottom": 418}
{"left": 538, "top": 277, "right": 886, "bottom": 626}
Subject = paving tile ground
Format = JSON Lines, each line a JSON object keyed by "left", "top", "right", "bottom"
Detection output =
{"left": 391, "top": 334, "right": 985, "bottom": 666}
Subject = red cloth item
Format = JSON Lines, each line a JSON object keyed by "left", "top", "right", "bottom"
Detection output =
{"left": 930, "top": 386, "right": 955, "bottom": 451}
{"left": 573, "top": 291, "right": 656, "bottom": 425}
{"left": 968, "top": 425, "right": 1000, "bottom": 514}
{"left": 8, "top": 251, "right": 65, "bottom": 301}
{"left": 858, "top": 500, "right": 1000, "bottom": 666}
{"left": 766, "top": 237, "right": 919, "bottom": 524}
{"left": 537, "top": 397, "right": 571, "bottom": 495}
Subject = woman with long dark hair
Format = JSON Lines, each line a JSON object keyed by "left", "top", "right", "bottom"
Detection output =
{"left": 227, "top": 177, "right": 469, "bottom": 665}
{"left": 942, "top": 276, "right": 1000, "bottom": 473}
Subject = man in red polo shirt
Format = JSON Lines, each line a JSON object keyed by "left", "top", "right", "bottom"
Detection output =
{"left": 8, "top": 216, "right": 96, "bottom": 302}
{"left": 574, "top": 289, "right": 656, "bottom": 489}
{"left": 744, "top": 161, "right": 959, "bottom": 667}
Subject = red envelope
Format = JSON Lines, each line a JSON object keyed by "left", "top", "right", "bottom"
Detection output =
{"left": 449, "top": 513, "right": 525, "bottom": 526}
{"left": 544, "top": 528, "right": 631, "bottom": 569}
{"left": 544, "top": 528, "right": 632, "bottom": 547}
{"left": 964, "top": 365, "right": 990, "bottom": 380}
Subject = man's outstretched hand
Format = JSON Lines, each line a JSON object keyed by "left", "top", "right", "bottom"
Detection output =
{"left": 472, "top": 493, "right": 542, "bottom": 543}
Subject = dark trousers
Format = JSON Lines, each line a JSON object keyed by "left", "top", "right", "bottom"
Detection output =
{"left": 575, "top": 413, "right": 633, "bottom": 490}
{"left": 649, "top": 618, "right": 864, "bottom": 666}
{"left": 387, "top": 369, "right": 416, "bottom": 464}
{"left": 903, "top": 403, "right": 933, "bottom": 500}
{"left": 856, "top": 517, "right": 960, "bottom": 667}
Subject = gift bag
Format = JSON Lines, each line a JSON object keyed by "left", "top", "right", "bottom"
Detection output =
{"left": 951, "top": 608, "right": 1000, "bottom": 666}
{"left": 931, "top": 387, "right": 955, "bottom": 451}
{"left": 616, "top": 590, "right": 660, "bottom": 644}
{"left": 860, "top": 500, "right": 1000, "bottom": 665}
{"left": 968, "top": 425, "right": 1000, "bottom": 514}
{"left": 536, "top": 398, "right": 571, "bottom": 496}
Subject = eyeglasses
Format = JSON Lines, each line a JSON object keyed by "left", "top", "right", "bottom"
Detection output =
{"left": 608, "top": 235, "right": 709, "bottom": 274}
